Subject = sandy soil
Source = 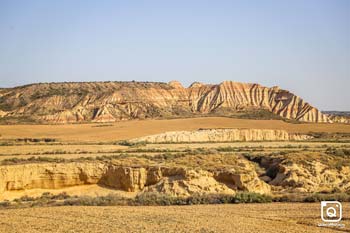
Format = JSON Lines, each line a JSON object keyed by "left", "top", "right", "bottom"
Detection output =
{"left": 0, "top": 203, "right": 348, "bottom": 233}
{"left": 0, "top": 117, "right": 349, "bottom": 142}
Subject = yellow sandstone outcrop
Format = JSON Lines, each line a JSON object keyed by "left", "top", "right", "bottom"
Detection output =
{"left": 0, "top": 162, "right": 106, "bottom": 193}
{"left": 1, "top": 152, "right": 349, "bottom": 199}
{"left": 270, "top": 160, "right": 350, "bottom": 193}
{"left": 0, "top": 161, "right": 271, "bottom": 200}
{"left": 130, "top": 129, "right": 312, "bottom": 143}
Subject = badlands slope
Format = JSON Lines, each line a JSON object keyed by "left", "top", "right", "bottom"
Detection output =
{"left": 0, "top": 80, "right": 344, "bottom": 124}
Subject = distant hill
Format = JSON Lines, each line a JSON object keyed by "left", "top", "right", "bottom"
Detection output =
{"left": 323, "top": 111, "right": 350, "bottom": 116}
{"left": 0, "top": 80, "right": 347, "bottom": 124}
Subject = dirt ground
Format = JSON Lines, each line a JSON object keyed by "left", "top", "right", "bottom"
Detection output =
{"left": 0, "top": 203, "right": 348, "bottom": 233}
{"left": 1, "top": 117, "right": 350, "bottom": 142}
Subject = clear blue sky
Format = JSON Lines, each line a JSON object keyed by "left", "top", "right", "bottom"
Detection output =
{"left": 0, "top": 0, "right": 349, "bottom": 110}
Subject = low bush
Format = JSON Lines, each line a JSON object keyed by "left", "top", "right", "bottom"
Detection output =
{"left": 233, "top": 192, "right": 272, "bottom": 203}
{"left": 2, "top": 192, "right": 273, "bottom": 208}
{"left": 304, "top": 193, "right": 350, "bottom": 202}
{"left": 0, "top": 201, "right": 10, "bottom": 208}
{"left": 63, "top": 194, "right": 130, "bottom": 206}
{"left": 135, "top": 192, "right": 272, "bottom": 206}
{"left": 117, "top": 141, "right": 147, "bottom": 147}
{"left": 134, "top": 192, "right": 185, "bottom": 205}
{"left": 1, "top": 156, "right": 66, "bottom": 165}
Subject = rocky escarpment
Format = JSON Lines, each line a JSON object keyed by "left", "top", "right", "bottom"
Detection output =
{"left": 1, "top": 151, "right": 349, "bottom": 200}
{"left": 101, "top": 166, "right": 239, "bottom": 196}
{"left": 0, "top": 161, "right": 270, "bottom": 200}
{"left": 0, "top": 162, "right": 106, "bottom": 192}
{"left": 130, "top": 129, "right": 312, "bottom": 143}
{"left": 0, "top": 80, "right": 345, "bottom": 123}
{"left": 269, "top": 160, "right": 350, "bottom": 193}
{"left": 249, "top": 152, "right": 350, "bottom": 193}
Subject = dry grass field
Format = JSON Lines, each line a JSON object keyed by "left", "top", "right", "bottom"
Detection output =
{"left": 1, "top": 117, "right": 350, "bottom": 142}
{"left": 0, "top": 141, "right": 348, "bottom": 161}
{"left": 0, "top": 117, "right": 349, "bottom": 233}
{"left": 0, "top": 203, "right": 348, "bottom": 233}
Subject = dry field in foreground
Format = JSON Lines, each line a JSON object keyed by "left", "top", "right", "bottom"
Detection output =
{"left": 0, "top": 203, "right": 348, "bottom": 233}
{"left": 0, "top": 117, "right": 350, "bottom": 142}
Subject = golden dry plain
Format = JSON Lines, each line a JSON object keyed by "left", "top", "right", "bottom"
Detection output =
{"left": 0, "top": 141, "right": 349, "bottom": 162}
{"left": 0, "top": 117, "right": 349, "bottom": 233}
{"left": 0, "top": 203, "right": 348, "bottom": 233}
{"left": 1, "top": 117, "right": 350, "bottom": 143}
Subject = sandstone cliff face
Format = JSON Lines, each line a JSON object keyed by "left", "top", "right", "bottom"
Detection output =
{"left": 0, "top": 162, "right": 106, "bottom": 193}
{"left": 253, "top": 153, "right": 350, "bottom": 193}
{"left": 130, "top": 129, "right": 312, "bottom": 143}
{"left": 269, "top": 160, "right": 350, "bottom": 193}
{"left": 0, "top": 161, "right": 270, "bottom": 200}
{"left": 214, "top": 170, "right": 271, "bottom": 195}
{"left": 140, "top": 168, "right": 236, "bottom": 196}
{"left": 0, "top": 81, "right": 343, "bottom": 123}
{"left": 1, "top": 153, "right": 348, "bottom": 199}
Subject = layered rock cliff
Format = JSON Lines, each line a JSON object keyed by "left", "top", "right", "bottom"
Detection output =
{"left": 130, "top": 129, "right": 312, "bottom": 143}
{"left": 0, "top": 161, "right": 270, "bottom": 200}
{"left": 0, "top": 80, "right": 343, "bottom": 123}
{"left": 249, "top": 152, "right": 350, "bottom": 193}
{"left": 0, "top": 162, "right": 106, "bottom": 192}
{"left": 1, "top": 151, "right": 349, "bottom": 200}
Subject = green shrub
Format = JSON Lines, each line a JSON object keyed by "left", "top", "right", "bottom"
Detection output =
{"left": 233, "top": 192, "right": 272, "bottom": 203}
{"left": 63, "top": 194, "right": 130, "bottom": 206}
{"left": 217, "top": 147, "right": 237, "bottom": 152}
{"left": 187, "top": 193, "right": 234, "bottom": 205}
{"left": 304, "top": 193, "right": 350, "bottom": 202}
{"left": 0, "top": 201, "right": 10, "bottom": 208}
{"left": 117, "top": 141, "right": 147, "bottom": 147}
{"left": 135, "top": 192, "right": 184, "bottom": 206}
{"left": 2, "top": 191, "right": 275, "bottom": 208}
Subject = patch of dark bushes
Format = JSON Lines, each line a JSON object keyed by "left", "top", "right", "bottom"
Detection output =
{"left": 15, "top": 138, "right": 56, "bottom": 143}
{"left": 117, "top": 140, "right": 147, "bottom": 147}
{"left": 304, "top": 193, "right": 350, "bottom": 202}
{"left": 325, "top": 147, "right": 350, "bottom": 157}
{"left": 2, "top": 192, "right": 273, "bottom": 208}
{"left": 1, "top": 156, "right": 66, "bottom": 165}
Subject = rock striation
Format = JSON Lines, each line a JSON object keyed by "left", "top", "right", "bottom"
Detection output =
{"left": 269, "top": 159, "right": 350, "bottom": 193}
{"left": 0, "top": 162, "right": 106, "bottom": 192}
{"left": 130, "top": 129, "right": 312, "bottom": 143}
{"left": 1, "top": 152, "right": 349, "bottom": 199}
{"left": 0, "top": 161, "right": 270, "bottom": 199}
{"left": 0, "top": 80, "right": 345, "bottom": 123}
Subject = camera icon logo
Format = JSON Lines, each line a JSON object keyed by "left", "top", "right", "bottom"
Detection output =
{"left": 321, "top": 201, "right": 342, "bottom": 223}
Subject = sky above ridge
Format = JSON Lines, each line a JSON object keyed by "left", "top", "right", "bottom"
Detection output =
{"left": 0, "top": 0, "right": 349, "bottom": 110}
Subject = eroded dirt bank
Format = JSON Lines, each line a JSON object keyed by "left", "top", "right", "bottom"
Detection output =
{"left": 0, "top": 160, "right": 268, "bottom": 200}
{"left": 130, "top": 129, "right": 312, "bottom": 143}
{"left": 1, "top": 151, "right": 349, "bottom": 200}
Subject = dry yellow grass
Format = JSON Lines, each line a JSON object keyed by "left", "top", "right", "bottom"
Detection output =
{"left": 0, "top": 203, "right": 347, "bottom": 233}
{"left": 0, "top": 117, "right": 349, "bottom": 142}
{"left": 0, "top": 144, "right": 126, "bottom": 155}
{"left": 0, "top": 141, "right": 347, "bottom": 162}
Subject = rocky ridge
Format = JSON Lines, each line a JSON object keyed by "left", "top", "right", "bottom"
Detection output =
{"left": 130, "top": 129, "right": 312, "bottom": 143}
{"left": 0, "top": 80, "right": 346, "bottom": 123}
